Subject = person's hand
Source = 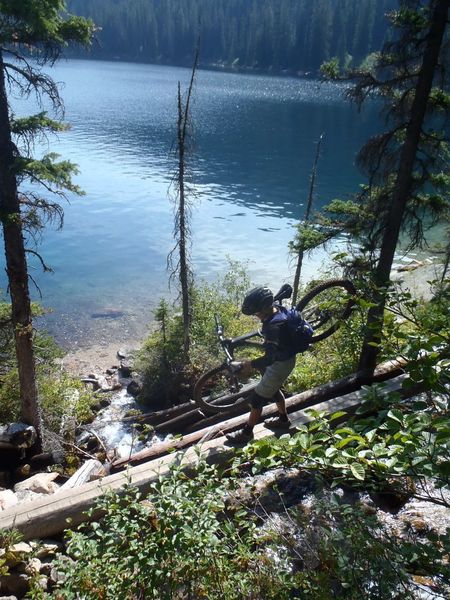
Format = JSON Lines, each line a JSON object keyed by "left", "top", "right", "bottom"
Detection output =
{"left": 239, "top": 360, "right": 253, "bottom": 378}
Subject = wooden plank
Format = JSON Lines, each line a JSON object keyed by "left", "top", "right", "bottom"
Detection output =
{"left": 112, "top": 359, "right": 407, "bottom": 470}
{"left": 0, "top": 374, "right": 407, "bottom": 541}
{"left": 60, "top": 460, "right": 107, "bottom": 490}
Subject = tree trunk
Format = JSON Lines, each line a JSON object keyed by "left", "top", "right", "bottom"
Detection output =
{"left": 358, "top": 0, "right": 449, "bottom": 374}
{"left": 292, "top": 133, "right": 324, "bottom": 305}
{"left": 177, "top": 82, "right": 191, "bottom": 357}
{"left": 0, "top": 52, "right": 42, "bottom": 449}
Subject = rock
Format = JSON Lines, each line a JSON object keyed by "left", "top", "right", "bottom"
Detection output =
{"left": 117, "top": 347, "right": 136, "bottom": 360}
{"left": 25, "top": 558, "right": 42, "bottom": 576}
{"left": 9, "top": 543, "right": 33, "bottom": 556}
{"left": 0, "top": 573, "right": 29, "bottom": 597}
{"left": 50, "top": 566, "right": 67, "bottom": 585}
{"left": 35, "top": 541, "right": 63, "bottom": 560}
{"left": 119, "top": 364, "right": 132, "bottom": 378}
{"left": 13, "top": 465, "right": 30, "bottom": 480}
{"left": 33, "top": 576, "right": 48, "bottom": 593}
{"left": 14, "top": 472, "right": 59, "bottom": 495}
{"left": 0, "top": 472, "right": 10, "bottom": 488}
{"left": 110, "top": 375, "right": 122, "bottom": 390}
{"left": 0, "top": 490, "right": 18, "bottom": 511}
{"left": 0, "top": 423, "right": 36, "bottom": 449}
{"left": 39, "top": 562, "right": 52, "bottom": 577}
{"left": 0, "top": 596, "right": 19, "bottom": 600}
{"left": 127, "top": 378, "right": 142, "bottom": 398}
{"left": 14, "top": 489, "right": 43, "bottom": 503}
{"left": 96, "top": 375, "right": 110, "bottom": 391}
{"left": 29, "top": 453, "right": 57, "bottom": 471}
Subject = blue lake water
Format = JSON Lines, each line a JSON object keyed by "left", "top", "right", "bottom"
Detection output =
{"left": 4, "top": 59, "right": 382, "bottom": 348}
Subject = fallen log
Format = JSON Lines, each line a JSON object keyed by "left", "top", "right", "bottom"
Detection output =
{"left": 182, "top": 357, "right": 407, "bottom": 435}
{"left": 153, "top": 380, "right": 259, "bottom": 434}
{"left": 60, "top": 460, "right": 109, "bottom": 491}
{"left": 123, "top": 400, "right": 195, "bottom": 427}
{"left": 112, "top": 361, "right": 408, "bottom": 472}
{"left": 1, "top": 378, "right": 402, "bottom": 541}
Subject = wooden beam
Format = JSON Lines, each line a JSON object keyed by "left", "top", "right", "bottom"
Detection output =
{"left": 112, "top": 359, "right": 407, "bottom": 470}
{"left": 0, "top": 374, "right": 407, "bottom": 541}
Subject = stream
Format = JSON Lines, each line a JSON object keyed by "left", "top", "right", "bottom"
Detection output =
{"left": 86, "top": 389, "right": 163, "bottom": 459}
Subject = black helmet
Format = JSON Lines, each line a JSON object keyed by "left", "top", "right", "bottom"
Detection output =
{"left": 242, "top": 286, "right": 273, "bottom": 315}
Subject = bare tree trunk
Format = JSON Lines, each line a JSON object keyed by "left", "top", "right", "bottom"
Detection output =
{"left": 292, "top": 133, "right": 324, "bottom": 305}
{"left": 358, "top": 0, "right": 448, "bottom": 374}
{"left": 175, "top": 47, "right": 199, "bottom": 358}
{"left": 177, "top": 83, "right": 191, "bottom": 356}
{"left": 0, "top": 52, "right": 42, "bottom": 449}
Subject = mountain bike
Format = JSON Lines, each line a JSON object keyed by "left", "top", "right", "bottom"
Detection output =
{"left": 193, "top": 279, "right": 356, "bottom": 415}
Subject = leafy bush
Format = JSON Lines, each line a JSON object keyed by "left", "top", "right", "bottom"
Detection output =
{"left": 41, "top": 460, "right": 296, "bottom": 599}
{"left": 272, "top": 495, "right": 449, "bottom": 599}
{"left": 136, "top": 261, "right": 255, "bottom": 407}
{"left": 0, "top": 301, "right": 96, "bottom": 438}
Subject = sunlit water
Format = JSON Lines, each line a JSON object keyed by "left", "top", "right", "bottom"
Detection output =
{"left": 89, "top": 389, "right": 162, "bottom": 459}
{"left": 3, "top": 59, "right": 426, "bottom": 349}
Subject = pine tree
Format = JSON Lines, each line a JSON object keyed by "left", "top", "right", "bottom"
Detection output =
{"left": 0, "top": 0, "right": 94, "bottom": 448}
{"left": 321, "top": 0, "right": 449, "bottom": 374}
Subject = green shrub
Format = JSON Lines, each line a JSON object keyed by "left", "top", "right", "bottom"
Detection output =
{"left": 136, "top": 262, "right": 256, "bottom": 407}
{"left": 41, "top": 460, "right": 296, "bottom": 599}
{"left": 0, "top": 304, "right": 96, "bottom": 437}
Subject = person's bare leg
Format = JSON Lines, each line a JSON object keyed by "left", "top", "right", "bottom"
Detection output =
{"left": 274, "top": 390, "right": 287, "bottom": 416}
{"left": 247, "top": 407, "right": 262, "bottom": 428}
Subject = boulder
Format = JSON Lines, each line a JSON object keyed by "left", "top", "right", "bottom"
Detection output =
{"left": 14, "top": 472, "right": 59, "bottom": 495}
{"left": 0, "top": 574, "right": 29, "bottom": 598}
{"left": 0, "top": 423, "right": 36, "bottom": 449}
{"left": 127, "top": 378, "right": 143, "bottom": 398}
{"left": 35, "top": 541, "right": 63, "bottom": 560}
{"left": 0, "top": 490, "right": 18, "bottom": 511}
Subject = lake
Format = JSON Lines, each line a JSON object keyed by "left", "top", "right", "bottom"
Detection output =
{"left": 5, "top": 59, "right": 381, "bottom": 348}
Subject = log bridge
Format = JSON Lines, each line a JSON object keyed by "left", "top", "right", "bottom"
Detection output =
{"left": 0, "top": 359, "right": 417, "bottom": 541}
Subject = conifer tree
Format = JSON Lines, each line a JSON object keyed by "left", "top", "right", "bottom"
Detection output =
{"left": 320, "top": 0, "right": 449, "bottom": 373}
{"left": 0, "top": 0, "right": 94, "bottom": 447}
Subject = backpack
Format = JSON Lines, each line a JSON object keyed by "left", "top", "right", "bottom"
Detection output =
{"left": 272, "top": 306, "right": 314, "bottom": 354}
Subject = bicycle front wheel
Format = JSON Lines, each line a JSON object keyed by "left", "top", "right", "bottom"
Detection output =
{"left": 296, "top": 279, "right": 356, "bottom": 343}
{"left": 193, "top": 364, "right": 257, "bottom": 414}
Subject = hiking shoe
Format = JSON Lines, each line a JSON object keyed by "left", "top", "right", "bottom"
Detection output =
{"left": 226, "top": 428, "right": 254, "bottom": 444}
{"left": 265, "top": 415, "right": 291, "bottom": 430}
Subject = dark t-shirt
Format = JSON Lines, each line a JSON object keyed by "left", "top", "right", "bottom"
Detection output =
{"left": 250, "top": 307, "right": 295, "bottom": 370}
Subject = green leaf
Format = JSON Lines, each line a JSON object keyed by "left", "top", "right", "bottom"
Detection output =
{"left": 329, "top": 411, "right": 347, "bottom": 422}
{"left": 387, "top": 410, "right": 404, "bottom": 424}
{"left": 350, "top": 463, "right": 366, "bottom": 480}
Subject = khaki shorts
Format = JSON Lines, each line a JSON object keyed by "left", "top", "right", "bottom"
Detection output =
{"left": 255, "top": 355, "right": 296, "bottom": 399}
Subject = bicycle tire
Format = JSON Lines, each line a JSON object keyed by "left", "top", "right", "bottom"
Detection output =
{"left": 296, "top": 279, "right": 356, "bottom": 343}
{"left": 193, "top": 363, "right": 257, "bottom": 414}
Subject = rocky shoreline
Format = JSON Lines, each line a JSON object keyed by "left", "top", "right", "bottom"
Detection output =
{"left": 61, "top": 258, "right": 445, "bottom": 378}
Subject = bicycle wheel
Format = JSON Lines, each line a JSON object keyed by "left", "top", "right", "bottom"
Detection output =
{"left": 193, "top": 363, "right": 257, "bottom": 414}
{"left": 296, "top": 279, "right": 356, "bottom": 343}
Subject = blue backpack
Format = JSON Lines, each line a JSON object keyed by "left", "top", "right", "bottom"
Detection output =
{"left": 272, "top": 306, "right": 314, "bottom": 354}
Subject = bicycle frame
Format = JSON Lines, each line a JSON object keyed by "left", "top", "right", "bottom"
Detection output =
{"left": 214, "top": 314, "right": 262, "bottom": 364}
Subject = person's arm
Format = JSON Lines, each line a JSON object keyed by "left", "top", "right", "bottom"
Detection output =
{"left": 249, "top": 322, "right": 280, "bottom": 370}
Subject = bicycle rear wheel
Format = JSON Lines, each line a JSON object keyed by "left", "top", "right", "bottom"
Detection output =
{"left": 296, "top": 279, "right": 356, "bottom": 343}
{"left": 193, "top": 364, "right": 257, "bottom": 414}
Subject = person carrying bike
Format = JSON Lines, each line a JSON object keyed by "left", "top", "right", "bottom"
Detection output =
{"left": 226, "top": 286, "right": 296, "bottom": 444}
